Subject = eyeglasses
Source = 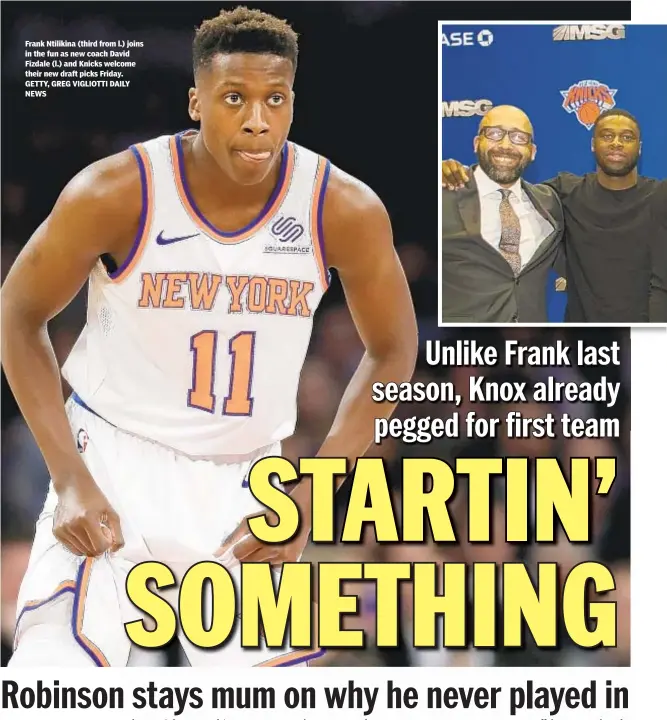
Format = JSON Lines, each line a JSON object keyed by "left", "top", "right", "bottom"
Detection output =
{"left": 480, "top": 126, "right": 532, "bottom": 146}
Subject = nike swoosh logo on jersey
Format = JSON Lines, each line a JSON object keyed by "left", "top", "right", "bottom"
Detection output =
{"left": 156, "top": 230, "right": 199, "bottom": 245}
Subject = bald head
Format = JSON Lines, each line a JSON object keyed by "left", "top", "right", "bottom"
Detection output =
{"left": 474, "top": 104, "right": 536, "bottom": 186}
{"left": 479, "top": 105, "right": 534, "bottom": 136}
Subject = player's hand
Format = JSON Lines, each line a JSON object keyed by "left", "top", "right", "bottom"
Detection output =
{"left": 52, "top": 475, "right": 125, "bottom": 557}
{"left": 442, "top": 160, "right": 470, "bottom": 190}
{"left": 214, "top": 511, "right": 309, "bottom": 567}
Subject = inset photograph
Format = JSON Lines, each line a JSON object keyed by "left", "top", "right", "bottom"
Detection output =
{"left": 439, "top": 23, "right": 667, "bottom": 325}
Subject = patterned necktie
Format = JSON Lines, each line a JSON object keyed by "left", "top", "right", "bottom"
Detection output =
{"left": 498, "top": 188, "right": 521, "bottom": 275}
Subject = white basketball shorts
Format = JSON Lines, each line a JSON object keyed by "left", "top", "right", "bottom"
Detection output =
{"left": 10, "top": 395, "right": 323, "bottom": 668}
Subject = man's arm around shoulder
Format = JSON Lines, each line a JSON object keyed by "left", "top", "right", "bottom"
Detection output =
{"left": 540, "top": 171, "right": 582, "bottom": 198}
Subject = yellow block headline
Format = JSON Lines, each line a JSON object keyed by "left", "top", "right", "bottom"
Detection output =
{"left": 125, "top": 456, "right": 618, "bottom": 652}
{"left": 247, "top": 455, "right": 616, "bottom": 544}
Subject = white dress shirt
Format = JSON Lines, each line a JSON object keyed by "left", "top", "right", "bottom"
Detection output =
{"left": 474, "top": 166, "right": 554, "bottom": 270}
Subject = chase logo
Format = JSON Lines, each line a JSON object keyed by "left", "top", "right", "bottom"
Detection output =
{"left": 441, "top": 29, "right": 494, "bottom": 47}
{"left": 264, "top": 215, "right": 311, "bottom": 254}
{"left": 477, "top": 30, "right": 494, "bottom": 46}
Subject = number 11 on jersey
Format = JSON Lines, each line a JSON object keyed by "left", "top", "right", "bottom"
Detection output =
{"left": 187, "top": 330, "right": 255, "bottom": 416}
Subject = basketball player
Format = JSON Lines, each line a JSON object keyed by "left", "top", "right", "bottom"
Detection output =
{"left": 441, "top": 109, "right": 666, "bottom": 322}
{"left": 1, "top": 7, "right": 418, "bottom": 667}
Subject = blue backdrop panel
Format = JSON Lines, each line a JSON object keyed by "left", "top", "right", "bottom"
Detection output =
{"left": 440, "top": 24, "right": 667, "bottom": 322}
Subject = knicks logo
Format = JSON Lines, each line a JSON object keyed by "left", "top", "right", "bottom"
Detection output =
{"left": 270, "top": 215, "right": 304, "bottom": 243}
{"left": 560, "top": 79, "right": 617, "bottom": 130}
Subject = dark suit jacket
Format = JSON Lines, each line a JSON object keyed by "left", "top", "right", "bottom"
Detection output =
{"left": 441, "top": 167, "right": 565, "bottom": 323}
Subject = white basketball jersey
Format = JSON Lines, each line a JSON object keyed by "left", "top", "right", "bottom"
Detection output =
{"left": 62, "top": 131, "right": 331, "bottom": 457}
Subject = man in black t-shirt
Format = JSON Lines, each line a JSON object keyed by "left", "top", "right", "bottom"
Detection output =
{"left": 648, "top": 180, "right": 667, "bottom": 322}
{"left": 442, "top": 109, "right": 666, "bottom": 323}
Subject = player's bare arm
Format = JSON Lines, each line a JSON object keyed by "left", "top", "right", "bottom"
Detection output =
{"left": 218, "top": 166, "right": 418, "bottom": 563}
{"left": 0, "top": 151, "right": 142, "bottom": 557}
{"left": 314, "top": 166, "right": 419, "bottom": 463}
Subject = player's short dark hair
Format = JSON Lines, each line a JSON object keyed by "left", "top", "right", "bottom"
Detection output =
{"left": 593, "top": 108, "right": 640, "bottom": 136}
{"left": 193, "top": 6, "right": 299, "bottom": 75}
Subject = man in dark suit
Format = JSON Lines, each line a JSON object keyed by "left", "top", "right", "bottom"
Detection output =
{"left": 441, "top": 105, "right": 565, "bottom": 323}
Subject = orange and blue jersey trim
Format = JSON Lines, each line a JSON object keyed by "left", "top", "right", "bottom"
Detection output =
{"left": 170, "top": 131, "right": 295, "bottom": 244}
{"left": 109, "top": 143, "right": 155, "bottom": 283}
{"left": 72, "top": 557, "right": 111, "bottom": 666}
{"left": 14, "top": 557, "right": 110, "bottom": 666}
{"left": 15, "top": 580, "right": 77, "bottom": 636}
{"left": 257, "top": 648, "right": 326, "bottom": 667}
{"left": 311, "top": 156, "right": 332, "bottom": 290}
{"left": 70, "top": 391, "right": 110, "bottom": 425}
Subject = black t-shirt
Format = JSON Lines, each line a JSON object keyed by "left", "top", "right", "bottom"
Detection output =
{"left": 648, "top": 180, "right": 667, "bottom": 322}
{"left": 544, "top": 173, "right": 662, "bottom": 323}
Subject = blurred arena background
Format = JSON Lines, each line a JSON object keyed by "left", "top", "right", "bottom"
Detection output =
{"left": 2, "top": 3, "right": 630, "bottom": 667}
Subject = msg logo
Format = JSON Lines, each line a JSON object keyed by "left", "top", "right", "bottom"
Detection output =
{"left": 553, "top": 24, "right": 626, "bottom": 41}
{"left": 442, "top": 99, "right": 493, "bottom": 118}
